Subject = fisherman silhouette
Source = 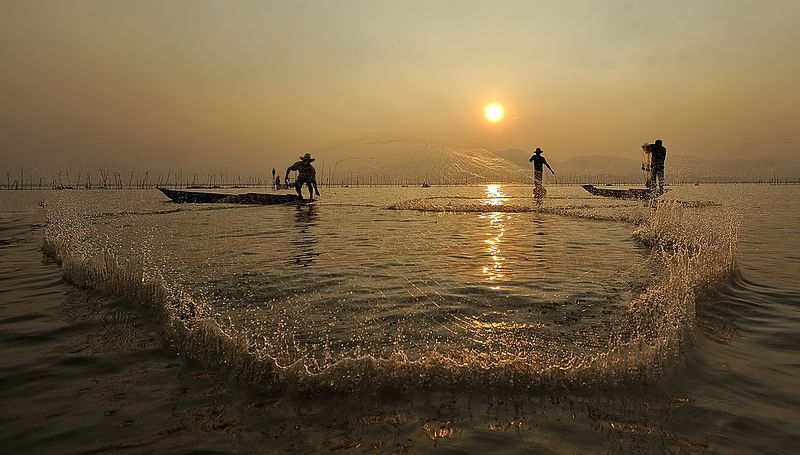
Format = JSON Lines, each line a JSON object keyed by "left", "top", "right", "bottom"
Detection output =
{"left": 529, "top": 147, "right": 555, "bottom": 197}
{"left": 285, "top": 153, "right": 320, "bottom": 199}
{"left": 644, "top": 139, "right": 667, "bottom": 193}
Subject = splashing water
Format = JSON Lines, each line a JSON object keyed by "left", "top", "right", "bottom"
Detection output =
{"left": 41, "top": 186, "right": 738, "bottom": 392}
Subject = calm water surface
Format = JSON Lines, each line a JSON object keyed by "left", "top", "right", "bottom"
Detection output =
{"left": 1, "top": 184, "right": 797, "bottom": 453}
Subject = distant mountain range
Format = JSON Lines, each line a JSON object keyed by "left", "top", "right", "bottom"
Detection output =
{"left": 309, "top": 135, "right": 798, "bottom": 184}
{"left": 541, "top": 154, "right": 800, "bottom": 183}
{"left": 494, "top": 148, "right": 800, "bottom": 183}
{"left": 313, "top": 133, "right": 528, "bottom": 185}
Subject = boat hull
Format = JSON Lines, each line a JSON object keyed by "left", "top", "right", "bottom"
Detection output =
{"left": 581, "top": 184, "right": 666, "bottom": 200}
{"left": 157, "top": 187, "right": 304, "bottom": 204}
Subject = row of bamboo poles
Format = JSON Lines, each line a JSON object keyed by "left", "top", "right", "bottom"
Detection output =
{"left": 3, "top": 169, "right": 799, "bottom": 190}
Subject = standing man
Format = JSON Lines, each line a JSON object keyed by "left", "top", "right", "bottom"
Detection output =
{"left": 285, "top": 153, "right": 321, "bottom": 200}
{"left": 529, "top": 147, "right": 555, "bottom": 195}
{"left": 644, "top": 139, "right": 667, "bottom": 193}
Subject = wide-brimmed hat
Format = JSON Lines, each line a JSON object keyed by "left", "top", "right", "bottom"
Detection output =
{"left": 534, "top": 147, "right": 543, "bottom": 154}
{"left": 300, "top": 153, "right": 315, "bottom": 162}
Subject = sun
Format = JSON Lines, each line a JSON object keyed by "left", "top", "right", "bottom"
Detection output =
{"left": 484, "top": 103, "right": 505, "bottom": 123}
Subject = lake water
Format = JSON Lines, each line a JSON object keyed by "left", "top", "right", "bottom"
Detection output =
{"left": 1, "top": 184, "right": 798, "bottom": 453}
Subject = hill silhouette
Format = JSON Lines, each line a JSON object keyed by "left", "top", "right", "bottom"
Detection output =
{"left": 299, "top": 134, "right": 799, "bottom": 185}
{"left": 313, "top": 133, "right": 528, "bottom": 185}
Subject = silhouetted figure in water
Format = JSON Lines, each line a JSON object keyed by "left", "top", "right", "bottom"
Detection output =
{"left": 529, "top": 147, "right": 555, "bottom": 196}
{"left": 274, "top": 175, "right": 281, "bottom": 190}
{"left": 285, "top": 153, "right": 320, "bottom": 199}
{"left": 644, "top": 139, "right": 667, "bottom": 192}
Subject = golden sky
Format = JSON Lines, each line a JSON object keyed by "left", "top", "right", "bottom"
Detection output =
{"left": 1, "top": 0, "right": 798, "bottom": 171}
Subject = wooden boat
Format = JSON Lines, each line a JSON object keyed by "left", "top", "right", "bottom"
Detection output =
{"left": 157, "top": 187, "right": 304, "bottom": 204}
{"left": 581, "top": 184, "right": 668, "bottom": 200}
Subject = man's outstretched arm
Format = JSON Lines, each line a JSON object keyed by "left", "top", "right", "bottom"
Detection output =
{"left": 285, "top": 162, "right": 300, "bottom": 181}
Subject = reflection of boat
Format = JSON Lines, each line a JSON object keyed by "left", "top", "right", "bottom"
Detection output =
{"left": 157, "top": 187, "right": 304, "bottom": 204}
{"left": 581, "top": 184, "right": 668, "bottom": 200}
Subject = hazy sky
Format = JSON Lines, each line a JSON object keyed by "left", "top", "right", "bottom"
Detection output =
{"left": 1, "top": 0, "right": 798, "bottom": 173}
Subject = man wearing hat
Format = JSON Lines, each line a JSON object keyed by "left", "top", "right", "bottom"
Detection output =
{"left": 285, "top": 153, "right": 320, "bottom": 200}
{"left": 528, "top": 147, "right": 555, "bottom": 194}
{"left": 643, "top": 139, "right": 667, "bottom": 193}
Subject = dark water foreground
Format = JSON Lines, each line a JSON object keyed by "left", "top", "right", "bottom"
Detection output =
{"left": 1, "top": 185, "right": 798, "bottom": 454}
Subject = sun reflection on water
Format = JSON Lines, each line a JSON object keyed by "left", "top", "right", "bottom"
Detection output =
{"left": 479, "top": 185, "right": 510, "bottom": 290}
{"left": 481, "top": 183, "right": 506, "bottom": 206}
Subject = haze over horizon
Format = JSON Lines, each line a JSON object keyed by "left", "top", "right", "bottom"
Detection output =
{"left": 2, "top": 1, "right": 799, "bottom": 173}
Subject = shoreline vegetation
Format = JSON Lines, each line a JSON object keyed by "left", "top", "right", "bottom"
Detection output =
{"left": 2, "top": 170, "right": 799, "bottom": 190}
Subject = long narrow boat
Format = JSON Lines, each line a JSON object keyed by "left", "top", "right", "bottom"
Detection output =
{"left": 157, "top": 187, "right": 304, "bottom": 204}
{"left": 581, "top": 184, "right": 667, "bottom": 200}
